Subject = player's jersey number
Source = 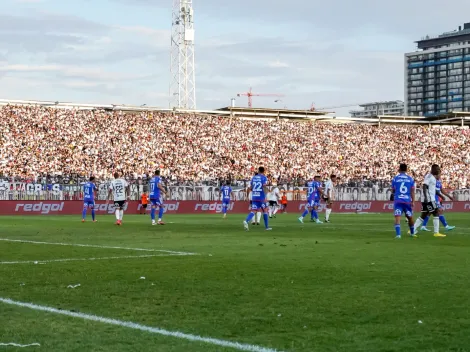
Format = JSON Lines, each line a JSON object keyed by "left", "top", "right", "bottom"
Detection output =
{"left": 399, "top": 182, "right": 408, "bottom": 195}
{"left": 252, "top": 182, "right": 262, "bottom": 192}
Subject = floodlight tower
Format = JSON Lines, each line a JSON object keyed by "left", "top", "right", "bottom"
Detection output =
{"left": 170, "top": 0, "right": 196, "bottom": 109}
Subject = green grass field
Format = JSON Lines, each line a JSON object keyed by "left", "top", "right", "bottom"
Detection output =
{"left": 0, "top": 213, "right": 469, "bottom": 352}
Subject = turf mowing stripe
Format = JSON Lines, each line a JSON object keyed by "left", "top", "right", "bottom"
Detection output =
{"left": 0, "top": 298, "right": 283, "bottom": 352}
{"left": 0, "top": 253, "right": 191, "bottom": 265}
{"left": 0, "top": 238, "right": 196, "bottom": 255}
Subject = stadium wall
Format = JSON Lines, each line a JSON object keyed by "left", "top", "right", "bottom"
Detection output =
{"left": 1, "top": 200, "right": 469, "bottom": 215}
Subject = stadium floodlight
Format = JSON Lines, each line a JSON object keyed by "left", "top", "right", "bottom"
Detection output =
{"left": 170, "top": 0, "right": 196, "bottom": 110}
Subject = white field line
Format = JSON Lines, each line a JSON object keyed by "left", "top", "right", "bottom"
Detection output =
{"left": 0, "top": 238, "right": 196, "bottom": 256}
{"left": 0, "top": 298, "right": 282, "bottom": 352}
{"left": 0, "top": 254, "right": 190, "bottom": 265}
{"left": 0, "top": 342, "right": 40, "bottom": 348}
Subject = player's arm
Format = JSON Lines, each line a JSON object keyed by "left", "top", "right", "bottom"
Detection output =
{"left": 158, "top": 183, "right": 167, "bottom": 196}
{"left": 438, "top": 188, "right": 453, "bottom": 201}
{"left": 410, "top": 186, "right": 415, "bottom": 206}
{"left": 230, "top": 190, "right": 235, "bottom": 200}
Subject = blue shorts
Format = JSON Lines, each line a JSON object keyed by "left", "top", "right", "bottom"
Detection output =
{"left": 314, "top": 198, "right": 321, "bottom": 207}
{"left": 306, "top": 200, "right": 315, "bottom": 208}
{"left": 251, "top": 201, "right": 267, "bottom": 211}
{"left": 222, "top": 200, "right": 230, "bottom": 207}
{"left": 150, "top": 198, "right": 163, "bottom": 207}
{"left": 394, "top": 202, "right": 413, "bottom": 217}
{"left": 83, "top": 200, "right": 95, "bottom": 207}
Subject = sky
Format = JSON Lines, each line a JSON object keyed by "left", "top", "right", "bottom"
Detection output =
{"left": 1, "top": 0, "right": 470, "bottom": 116}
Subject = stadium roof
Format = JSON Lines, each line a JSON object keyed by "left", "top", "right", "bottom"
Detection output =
{"left": 216, "top": 106, "right": 331, "bottom": 119}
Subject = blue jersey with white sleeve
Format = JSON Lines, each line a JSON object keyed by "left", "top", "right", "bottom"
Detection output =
{"left": 220, "top": 186, "right": 232, "bottom": 202}
{"left": 83, "top": 182, "right": 96, "bottom": 202}
{"left": 392, "top": 173, "right": 415, "bottom": 204}
{"left": 251, "top": 174, "right": 267, "bottom": 202}
{"left": 149, "top": 176, "right": 162, "bottom": 200}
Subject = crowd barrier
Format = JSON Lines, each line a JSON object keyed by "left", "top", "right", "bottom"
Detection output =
{"left": 1, "top": 200, "right": 469, "bottom": 215}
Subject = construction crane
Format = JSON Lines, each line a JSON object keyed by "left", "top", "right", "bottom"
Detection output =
{"left": 237, "top": 87, "right": 284, "bottom": 108}
{"left": 310, "top": 103, "right": 361, "bottom": 111}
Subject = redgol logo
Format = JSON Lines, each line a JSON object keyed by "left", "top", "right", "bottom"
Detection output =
{"left": 136, "top": 203, "right": 180, "bottom": 212}
{"left": 382, "top": 203, "right": 394, "bottom": 210}
{"left": 339, "top": 202, "right": 372, "bottom": 211}
{"left": 194, "top": 202, "right": 234, "bottom": 213}
{"left": 441, "top": 203, "right": 453, "bottom": 210}
{"left": 15, "top": 202, "right": 64, "bottom": 214}
{"left": 93, "top": 203, "right": 128, "bottom": 214}
{"left": 298, "top": 203, "right": 326, "bottom": 211}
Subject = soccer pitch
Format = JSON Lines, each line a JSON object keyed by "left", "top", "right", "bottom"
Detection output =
{"left": 1, "top": 213, "right": 469, "bottom": 352}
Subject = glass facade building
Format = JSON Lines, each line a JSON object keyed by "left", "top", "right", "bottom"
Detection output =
{"left": 405, "top": 22, "right": 470, "bottom": 116}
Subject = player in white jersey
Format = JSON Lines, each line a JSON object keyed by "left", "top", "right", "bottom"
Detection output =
{"left": 267, "top": 184, "right": 281, "bottom": 218}
{"left": 108, "top": 172, "right": 130, "bottom": 226}
{"left": 323, "top": 175, "right": 337, "bottom": 223}
{"left": 412, "top": 164, "right": 446, "bottom": 237}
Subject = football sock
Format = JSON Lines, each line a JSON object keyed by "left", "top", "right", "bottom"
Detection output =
{"left": 422, "top": 216, "right": 430, "bottom": 227}
{"left": 158, "top": 207, "right": 164, "bottom": 221}
{"left": 119, "top": 209, "right": 124, "bottom": 221}
{"left": 439, "top": 215, "right": 448, "bottom": 227}
{"left": 115, "top": 209, "right": 120, "bottom": 221}
{"left": 246, "top": 212, "right": 255, "bottom": 223}
{"left": 433, "top": 217, "right": 439, "bottom": 234}
{"left": 263, "top": 213, "right": 269, "bottom": 229}
{"left": 395, "top": 224, "right": 401, "bottom": 236}
{"left": 256, "top": 211, "right": 262, "bottom": 223}
{"left": 150, "top": 208, "right": 156, "bottom": 221}
{"left": 82, "top": 208, "right": 87, "bottom": 220}
{"left": 91, "top": 209, "right": 95, "bottom": 221}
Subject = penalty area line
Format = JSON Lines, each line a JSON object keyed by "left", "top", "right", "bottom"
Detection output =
{"left": 0, "top": 238, "right": 196, "bottom": 256}
{"left": 0, "top": 298, "right": 283, "bottom": 352}
{"left": 0, "top": 254, "right": 191, "bottom": 265}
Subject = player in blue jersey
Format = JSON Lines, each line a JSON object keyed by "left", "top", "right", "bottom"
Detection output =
{"left": 298, "top": 177, "right": 321, "bottom": 224}
{"left": 243, "top": 167, "right": 272, "bottom": 231}
{"left": 311, "top": 176, "right": 323, "bottom": 223}
{"left": 220, "top": 181, "right": 234, "bottom": 219}
{"left": 149, "top": 170, "right": 167, "bottom": 226}
{"left": 82, "top": 176, "right": 97, "bottom": 222}
{"left": 420, "top": 171, "right": 455, "bottom": 232}
{"left": 390, "top": 164, "right": 417, "bottom": 238}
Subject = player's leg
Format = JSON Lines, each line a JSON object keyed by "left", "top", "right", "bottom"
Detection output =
{"left": 262, "top": 203, "right": 272, "bottom": 230}
{"left": 119, "top": 202, "right": 124, "bottom": 222}
{"left": 244, "top": 203, "right": 257, "bottom": 231}
{"left": 325, "top": 201, "right": 332, "bottom": 222}
{"left": 82, "top": 202, "right": 88, "bottom": 222}
{"left": 394, "top": 208, "right": 402, "bottom": 239}
{"left": 283, "top": 203, "right": 287, "bottom": 213}
{"left": 404, "top": 205, "right": 416, "bottom": 238}
{"left": 91, "top": 202, "right": 96, "bottom": 222}
{"left": 438, "top": 206, "right": 455, "bottom": 231}
{"left": 298, "top": 204, "right": 310, "bottom": 223}
{"left": 273, "top": 203, "right": 279, "bottom": 216}
{"left": 150, "top": 200, "right": 157, "bottom": 225}
{"left": 313, "top": 205, "right": 322, "bottom": 223}
{"left": 268, "top": 202, "right": 273, "bottom": 218}
{"left": 413, "top": 205, "right": 429, "bottom": 232}
{"left": 256, "top": 210, "right": 262, "bottom": 224}
{"left": 157, "top": 200, "right": 165, "bottom": 225}
{"left": 431, "top": 206, "right": 445, "bottom": 237}
{"left": 222, "top": 202, "right": 227, "bottom": 218}
{"left": 420, "top": 215, "right": 431, "bottom": 231}
{"left": 114, "top": 202, "right": 120, "bottom": 224}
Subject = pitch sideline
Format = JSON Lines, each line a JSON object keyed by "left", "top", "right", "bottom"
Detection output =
{"left": 0, "top": 298, "right": 282, "bottom": 352}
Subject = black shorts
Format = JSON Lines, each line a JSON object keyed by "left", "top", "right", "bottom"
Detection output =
{"left": 421, "top": 201, "right": 437, "bottom": 213}
{"left": 269, "top": 201, "right": 278, "bottom": 206}
{"left": 249, "top": 201, "right": 253, "bottom": 205}
{"left": 114, "top": 200, "right": 126, "bottom": 209}
{"left": 141, "top": 204, "right": 147, "bottom": 209}
{"left": 323, "top": 196, "right": 330, "bottom": 202}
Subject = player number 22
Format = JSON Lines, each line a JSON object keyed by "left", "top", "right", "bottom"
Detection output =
{"left": 252, "top": 182, "right": 262, "bottom": 192}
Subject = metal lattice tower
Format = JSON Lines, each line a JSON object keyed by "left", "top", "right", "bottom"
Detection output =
{"left": 170, "top": 0, "right": 196, "bottom": 109}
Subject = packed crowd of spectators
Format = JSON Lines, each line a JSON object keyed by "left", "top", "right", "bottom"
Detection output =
{"left": 1, "top": 105, "right": 469, "bottom": 189}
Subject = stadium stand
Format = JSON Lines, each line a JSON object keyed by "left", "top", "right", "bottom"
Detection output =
{"left": 0, "top": 105, "right": 469, "bottom": 189}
